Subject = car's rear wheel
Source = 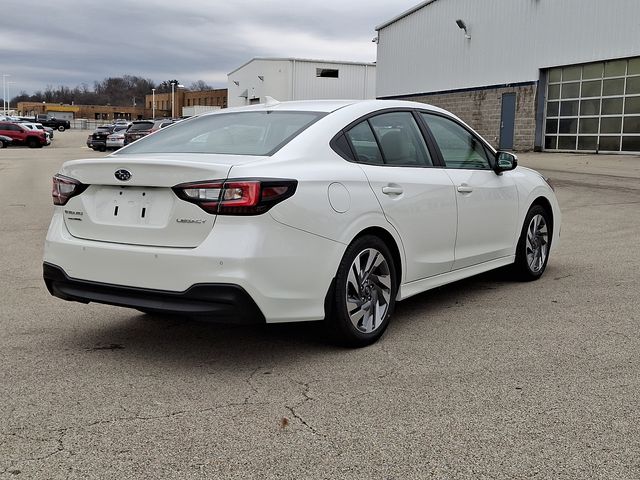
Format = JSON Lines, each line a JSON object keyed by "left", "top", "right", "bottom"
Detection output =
{"left": 513, "top": 205, "right": 551, "bottom": 281}
{"left": 326, "top": 235, "right": 397, "bottom": 347}
{"left": 0, "top": 139, "right": 5, "bottom": 148}
{"left": 58, "top": 126, "right": 65, "bottom": 132}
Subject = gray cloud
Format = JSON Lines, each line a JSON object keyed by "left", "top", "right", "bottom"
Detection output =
{"left": 0, "top": 0, "right": 417, "bottom": 96}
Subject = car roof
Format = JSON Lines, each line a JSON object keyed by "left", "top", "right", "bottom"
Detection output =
{"left": 201, "top": 99, "right": 450, "bottom": 116}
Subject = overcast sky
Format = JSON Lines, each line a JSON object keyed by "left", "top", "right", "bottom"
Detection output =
{"left": 1, "top": 0, "right": 418, "bottom": 96}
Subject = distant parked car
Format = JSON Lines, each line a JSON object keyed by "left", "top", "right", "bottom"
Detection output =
{"left": 20, "top": 122, "right": 52, "bottom": 145}
{"left": 18, "top": 118, "right": 54, "bottom": 139}
{"left": 34, "top": 115, "right": 70, "bottom": 132}
{"left": 0, "top": 122, "right": 47, "bottom": 147}
{"left": 0, "top": 134, "right": 12, "bottom": 148}
{"left": 123, "top": 120, "right": 155, "bottom": 145}
{"left": 150, "top": 119, "right": 175, "bottom": 132}
{"left": 87, "top": 125, "right": 116, "bottom": 151}
{"left": 106, "top": 125, "right": 130, "bottom": 150}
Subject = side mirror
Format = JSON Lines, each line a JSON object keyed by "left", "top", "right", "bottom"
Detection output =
{"left": 494, "top": 151, "right": 518, "bottom": 173}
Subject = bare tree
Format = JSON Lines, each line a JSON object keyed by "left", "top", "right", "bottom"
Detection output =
{"left": 189, "top": 80, "right": 213, "bottom": 91}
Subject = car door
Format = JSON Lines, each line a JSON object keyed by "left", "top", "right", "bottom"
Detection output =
{"left": 420, "top": 112, "right": 519, "bottom": 270}
{"left": 342, "top": 111, "right": 457, "bottom": 282}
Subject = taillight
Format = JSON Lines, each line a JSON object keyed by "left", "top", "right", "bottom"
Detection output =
{"left": 173, "top": 179, "right": 297, "bottom": 215}
{"left": 52, "top": 174, "right": 88, "bottom": 205}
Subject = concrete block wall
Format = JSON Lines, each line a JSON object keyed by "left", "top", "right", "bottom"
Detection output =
{"left": 405, "top": 84, "right": 538, "bottom": 151}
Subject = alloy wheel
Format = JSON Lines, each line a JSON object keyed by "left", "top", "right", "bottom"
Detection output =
{"left": 345, "top": 248, "right": 392, "bottom": 334}
{"left": 525, "top": 214, "right": 549, "bottom": 273}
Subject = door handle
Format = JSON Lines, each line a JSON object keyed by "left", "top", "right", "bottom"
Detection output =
{"left": 457, "top": 184, "right": 473, "bottom": 193}
{"left": 382, "top": 186, "right": 404, "bottom": 195}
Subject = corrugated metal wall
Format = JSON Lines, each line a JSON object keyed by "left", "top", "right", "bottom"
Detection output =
{"left": 293, "top": 61, "right": 376, "bottom": 100}
{"left": 228, "top": 60, "right": 376, "bottom": 107}
{"left": 376, "top": 0, "right": 640, "bottom": 97}
{"left": 228, "top": 60, "right": 291, "bottom": 108}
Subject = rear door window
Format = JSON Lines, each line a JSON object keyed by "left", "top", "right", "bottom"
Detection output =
{"left": 368, "top": 112, "right": 433, "bottom": 166}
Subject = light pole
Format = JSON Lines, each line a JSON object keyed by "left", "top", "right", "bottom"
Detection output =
{"left": 171, "top": 82, "right": 185, "bottom": 118}
{"left": 2, "top": 74, "right": 10, "bottom": 115}
{"left": 151, "top": 88, "right": 156, "bottom": 119}
{"left": 171, "top": 82, "right": 176, "bottom": 118}
{"left": 7, "top": 81, "right": 16, "bottom": 114}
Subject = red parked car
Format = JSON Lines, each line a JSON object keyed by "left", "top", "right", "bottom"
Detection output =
{"left": 0, "top": 122, "right": 47, "bottom": 148}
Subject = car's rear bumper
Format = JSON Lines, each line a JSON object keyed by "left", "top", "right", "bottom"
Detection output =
{"left": 43, "top": 262, "right": 265, "bottom": 324}
{"left": 43, "top": 210, "right": 344, "bottom": 323}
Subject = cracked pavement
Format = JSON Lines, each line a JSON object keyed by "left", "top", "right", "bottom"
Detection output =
{"left": 1, "top": 133, "right": 640, "bottom": 478}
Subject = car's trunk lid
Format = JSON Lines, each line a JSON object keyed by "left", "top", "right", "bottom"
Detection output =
{"left": 59, "top": 154, "right": 257, "bottom": 248}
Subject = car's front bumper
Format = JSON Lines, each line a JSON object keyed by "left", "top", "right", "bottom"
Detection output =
{"left": 43, "top": 262, "right": 265, "bottom": 323}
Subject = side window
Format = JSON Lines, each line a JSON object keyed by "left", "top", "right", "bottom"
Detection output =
{"left": 421, "top": 114, "right": 491, "bottom": 169}
{"left": 345, "top": 121, "right": 384, "bottom": 164}
{"left": 332, "top": 133, "right": 355, "bottom": 161}
{"left": 369, "top": 112, "right": 433, "bottom": 166}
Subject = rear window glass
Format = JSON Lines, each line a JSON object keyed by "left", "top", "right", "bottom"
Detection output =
{"left": 128, "top": 122, "right": 154, "bottom": 132}
{"left": 115, "top": 111, "right": 325, "bottom": 156}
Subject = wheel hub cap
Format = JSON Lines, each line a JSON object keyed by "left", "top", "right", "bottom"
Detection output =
{"left": 345, "top": 248, "right": 392, "bottom": 334}
{"left": 525, "top": 214, "right": 549, "bottom": 273}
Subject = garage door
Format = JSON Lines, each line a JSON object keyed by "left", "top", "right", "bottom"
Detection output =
{"left": 544, "top": 57, "right": 640, "bottom": 153}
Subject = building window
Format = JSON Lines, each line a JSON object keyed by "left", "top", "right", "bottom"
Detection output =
{"left": 316, "top": 68, "right": 339, "bottom": 78}
{"left": 545, "top": 56, "right": 640, "bottom": 152}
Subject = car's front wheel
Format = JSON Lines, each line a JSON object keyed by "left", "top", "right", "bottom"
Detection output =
{"left": 327, "top": 235, "right": 397, "bottom": 347}
{"left": 513, "top": 204, "right": 552, "bottom": 281}
{"left": 58, "top": 126, "right": 65, "bottom": 132}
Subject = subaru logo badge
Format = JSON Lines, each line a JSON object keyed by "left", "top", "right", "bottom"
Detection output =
{"left": 114, "top": 169, "right": 132, "bottom": 181}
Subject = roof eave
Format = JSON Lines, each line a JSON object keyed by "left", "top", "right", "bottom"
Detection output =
{"left": 375, "top": 0, "right": 438, "bottom": 31}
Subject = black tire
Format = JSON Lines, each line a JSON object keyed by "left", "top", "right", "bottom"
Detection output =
{"left": 99, "top": 145, "right": 107, "bottom": 152}
{"left": 512, "top": 204, "right": 552, "bottom": 281}
{"left": 58, "top": 126, "right": 65, "bottom": 132}
{"left": 325, "top": 235, "right": 397, "bottom": 347}
{"left": 27, "top": 137, "right": 41, "bottom": 148}
{"left": 0, "top": 140, "right": 4, "bottom": 148}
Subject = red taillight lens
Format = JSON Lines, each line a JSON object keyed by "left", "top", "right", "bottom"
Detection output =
{"left": 173, "top": 179, "right": 297, "bottom": 215}
{"left": 52, "top": 174, "right": 88, "bottom": 205}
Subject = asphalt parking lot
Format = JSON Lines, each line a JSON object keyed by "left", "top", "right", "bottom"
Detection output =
{"left": 1, "top": 131, "right": 639, "bottom": 479}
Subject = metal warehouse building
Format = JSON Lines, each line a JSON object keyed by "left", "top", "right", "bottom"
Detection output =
{"left": 228, "top": 58, "right": 376, "bottom": 108}
{"left": 375, "top": 0, "right": 640, "bottom": 153}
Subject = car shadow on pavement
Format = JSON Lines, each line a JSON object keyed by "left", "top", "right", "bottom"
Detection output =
{"left": 58, "top": 266, "right": 528, "bottom": 371}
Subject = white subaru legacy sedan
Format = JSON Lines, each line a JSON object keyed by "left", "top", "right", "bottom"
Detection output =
{"left": 43, "top": 100, "right": 560, "bottom": 346}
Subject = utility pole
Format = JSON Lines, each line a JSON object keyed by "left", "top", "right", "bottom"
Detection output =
{"left": 2, "top": 74, "right": 10, "bottom": 115}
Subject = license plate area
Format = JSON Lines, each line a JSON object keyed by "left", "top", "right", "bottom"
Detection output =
{"left": 92, "top": 186, "right": 173, "bottom": 226}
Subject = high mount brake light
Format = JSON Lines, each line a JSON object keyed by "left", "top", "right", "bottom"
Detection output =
{"left": 52, "top": 174, "right": 88, "bottom": 206}
{"left": 173, "top": 179, "right": 297, "bottom": 215}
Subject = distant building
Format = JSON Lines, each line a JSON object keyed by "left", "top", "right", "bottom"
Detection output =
{"left": 376, "top": 0, "right": 640, "bottom": 153}
{"left": 17, "top": 102, "right": 146, "bottom": 121}
{"left": 16, "top": 88, "right": 227, "bottom": 122}
{"left": 146, "top": 89, "right": 227, "bottom": 117}
{"left": 227, "top": 58, "right": 376, "bottom": 108}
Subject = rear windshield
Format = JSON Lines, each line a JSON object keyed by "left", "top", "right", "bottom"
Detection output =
{"left": 128, "top": 122, "right": 154, "bottom": 132}
{"left": 115, "top": 111, "right": 325, "bottom": 156}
